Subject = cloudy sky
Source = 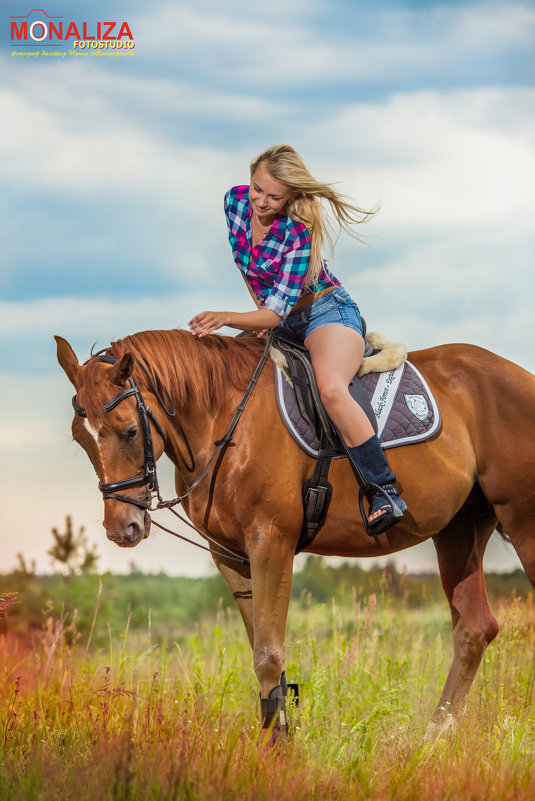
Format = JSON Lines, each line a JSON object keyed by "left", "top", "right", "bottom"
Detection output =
{"left": 1, "top": 0, "right": 534, "bottom": 576}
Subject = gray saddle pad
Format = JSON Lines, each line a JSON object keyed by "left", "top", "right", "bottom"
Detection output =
{"left": 274, "top": 361, "right": 441, "bottom": 457}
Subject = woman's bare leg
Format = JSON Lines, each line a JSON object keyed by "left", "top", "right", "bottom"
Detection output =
{"left": 305, "top": 323, "right": 405, "bottom": 532}
{"left": 305, "top": 324, "right": 374, "bottom": 447}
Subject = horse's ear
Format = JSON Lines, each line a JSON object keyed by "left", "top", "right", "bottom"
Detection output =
{"left": 55, "top": 335, "right": 82, "bottom": 388}
{"left": 109, "top": 353, "right": 135, "bottom": 387}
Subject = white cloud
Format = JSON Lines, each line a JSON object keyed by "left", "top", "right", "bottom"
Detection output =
{"left": 303, "top": 89, "right": 535, "bottom": 231}
{"left": 2, "top": 78, "right": 533, "bottom": 369}
{"left": 0, "top": 290, "right": 249, "bottom": 346}
{"left": 341, "top": 236, "right": 535, "bottom": 373}
{"left": 0, "top": 72, "right": 250, "bottom": 281}
{"left": 2, "top": 74, "right": 533, "bottom": 282}
{"left": 355, "top": 3, "right": 535, "bottom": 79}
{"left": 131, "top": 2, "right": 535, "bottom": 86}
{"left": 0, "top": 82, "right": 230, "bottom": 196}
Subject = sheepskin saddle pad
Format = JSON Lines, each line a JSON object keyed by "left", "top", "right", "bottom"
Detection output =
{"left": 270, "top": 331, "right": 441, "bottom": 457}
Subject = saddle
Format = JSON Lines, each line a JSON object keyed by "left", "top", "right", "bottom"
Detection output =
{"left": 271, "top": 327, "right": 378, "bottom": 454}
{"left": 270, "top": 326, "right": 441, "bottom": 551}
{"left": 270, "top": 328, "right": 370, "bottom": 553}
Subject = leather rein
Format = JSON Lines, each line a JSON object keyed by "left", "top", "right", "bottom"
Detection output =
{"left": 71, "top": 334, "right": 274, "bottom": 565}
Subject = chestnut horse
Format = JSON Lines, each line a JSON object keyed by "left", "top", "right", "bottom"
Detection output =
{"left": 56, "top": 329, "right": 535, "bottom": 736}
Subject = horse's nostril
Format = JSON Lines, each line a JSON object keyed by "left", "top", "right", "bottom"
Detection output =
{"left": 126, "top": 520, "right": 142, "bottom": 543}
{"left": 105, "top": 521, "right": 142, "bottom": 546}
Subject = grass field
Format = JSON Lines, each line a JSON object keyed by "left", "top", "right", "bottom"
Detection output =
{"left": 1, "top": 583, "right": 534, "bottom": 800}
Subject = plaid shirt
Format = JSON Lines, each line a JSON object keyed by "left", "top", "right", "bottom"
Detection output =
{"left": 224, "top": 185, "right": 340, "bottom": 319}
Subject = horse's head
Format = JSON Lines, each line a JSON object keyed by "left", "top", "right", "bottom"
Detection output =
{"left": 55, "top": 336, "right": 166, "bottom": 548}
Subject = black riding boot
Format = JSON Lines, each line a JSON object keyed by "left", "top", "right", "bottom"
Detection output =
{"left": 348, "top": 435, "right": 406, "bottom": 536}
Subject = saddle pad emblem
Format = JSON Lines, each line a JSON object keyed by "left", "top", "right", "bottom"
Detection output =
{"left": 404, "top": 393, "right": 429, "bottom": 421}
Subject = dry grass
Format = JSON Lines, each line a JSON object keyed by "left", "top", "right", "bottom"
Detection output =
{"left": 1, "top": 594, "right": 534, "bottom": 800}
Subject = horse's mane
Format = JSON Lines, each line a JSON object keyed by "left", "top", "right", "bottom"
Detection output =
{"left": 100, "top": 329, "right": 264, "bottom": 413}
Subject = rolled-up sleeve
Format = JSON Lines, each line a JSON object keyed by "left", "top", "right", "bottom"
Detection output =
{"left": 263, "top": 229, "right": 312, "bottom": 319}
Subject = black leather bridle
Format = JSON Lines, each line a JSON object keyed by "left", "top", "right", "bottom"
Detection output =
{"left": 70, "top": 335, "right": 274, "bottom": 565}
{"left": 72, "top": 354, "right": 166, "bottom": 510}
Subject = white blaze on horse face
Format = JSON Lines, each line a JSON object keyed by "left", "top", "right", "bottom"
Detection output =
{"left": 83, "top": 418, "right": 107, "bottom": 481}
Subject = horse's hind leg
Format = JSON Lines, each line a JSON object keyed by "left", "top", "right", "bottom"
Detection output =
{"left": 493, "top": 509, "right": 535, "bottom": 591}
{"left": 428, "top": 507, "right": 499, "bottom": 737}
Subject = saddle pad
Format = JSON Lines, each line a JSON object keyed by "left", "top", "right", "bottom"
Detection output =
{"left": 274, "top": 361, "right": 441, "bottom": 457}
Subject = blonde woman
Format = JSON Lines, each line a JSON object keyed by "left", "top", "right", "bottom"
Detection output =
{"left": 189, "top": 144, "right": 406, "bottom": 534}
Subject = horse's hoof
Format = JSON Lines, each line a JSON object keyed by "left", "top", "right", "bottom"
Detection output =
{"left": 258, "top": 724, "right": 289, "bottom": 749}
{"left": 423, "top": 712, "right": 455, "bottom": 743}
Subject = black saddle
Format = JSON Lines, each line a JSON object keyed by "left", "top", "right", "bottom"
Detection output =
{"left": 271, "top": 325, "right": 378, "bottom": 455}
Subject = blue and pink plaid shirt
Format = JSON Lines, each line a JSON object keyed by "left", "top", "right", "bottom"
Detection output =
{"left": 224, "top": 185, "right": 340, "bottom": 319}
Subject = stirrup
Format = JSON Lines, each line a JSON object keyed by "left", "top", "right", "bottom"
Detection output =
{"left": 359, "top": 482, "right": 405, "bottom": 537}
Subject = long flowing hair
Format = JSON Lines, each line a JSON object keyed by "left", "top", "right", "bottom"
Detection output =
{"left": 250, "top": 144, "right": 376, "bottom": 287}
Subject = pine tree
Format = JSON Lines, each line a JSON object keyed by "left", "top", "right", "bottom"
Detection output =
{"left": 48, "top": 516, "right": 99, "bottom": 576}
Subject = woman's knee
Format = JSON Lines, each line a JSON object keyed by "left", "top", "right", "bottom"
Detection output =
{"left": 316, "top": 376, "right": 348, "bottom": 410}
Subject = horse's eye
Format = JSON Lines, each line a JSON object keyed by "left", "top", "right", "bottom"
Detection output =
{"left": 125, "top": 426, "right": 138, "bottom": 442}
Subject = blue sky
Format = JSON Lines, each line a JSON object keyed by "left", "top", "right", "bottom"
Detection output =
{"left": 1, "top": 0, "right": 534, "bottom": 575}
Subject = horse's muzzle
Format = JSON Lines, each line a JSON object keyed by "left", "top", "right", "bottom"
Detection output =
{"left": 106, "top": 515, "right": 148, "bottom": 548}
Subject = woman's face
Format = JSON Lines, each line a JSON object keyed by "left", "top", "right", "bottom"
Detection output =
{"left": 249, "top": 162, "right": 293, "bottom": 224}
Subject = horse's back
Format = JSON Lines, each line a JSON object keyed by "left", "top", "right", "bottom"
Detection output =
{"left": 409, "top": 342, "right": 535, "bottom": 408}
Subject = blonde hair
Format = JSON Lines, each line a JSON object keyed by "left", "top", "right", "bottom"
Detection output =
{"left": 250, "top": 144, "right": 376, "bottom": 287}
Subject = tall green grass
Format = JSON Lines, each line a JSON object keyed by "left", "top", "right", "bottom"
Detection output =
{"left": 1, "top": 590, "right": 534, "bottom": 800}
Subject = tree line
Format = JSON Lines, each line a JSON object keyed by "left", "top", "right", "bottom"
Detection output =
{"left": 1, "top": 516, "right": 531, "bottom": 648}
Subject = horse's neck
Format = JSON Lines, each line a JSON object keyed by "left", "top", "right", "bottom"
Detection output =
{"left": 130, "top": 331, "right": 270, "bottom": 474}
{"left": 163, "top": 392, "right": 237, "bottom": 477}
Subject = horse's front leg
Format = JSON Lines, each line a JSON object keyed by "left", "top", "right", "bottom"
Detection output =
{"left": 212, "top": 555, "right": 254, "bottom": 647}
{"left": 249, "top": 530, "right": 295, "bottom": 740}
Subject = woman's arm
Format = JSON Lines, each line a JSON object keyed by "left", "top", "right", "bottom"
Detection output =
{"left": 189, "top": 308, "right": 281, "bottom": 337}
{"left": 189, "top": 275, "right": 277, "bottom": 337}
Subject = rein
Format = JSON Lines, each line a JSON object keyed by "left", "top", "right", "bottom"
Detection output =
{"left": 72, "top": 334, "right": 274, "bottom": 566}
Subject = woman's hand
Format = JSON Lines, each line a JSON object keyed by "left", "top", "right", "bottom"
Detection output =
{"left": 189, "top": 307, "right": 281, "bottom": 337}
{"left": 189, "top": 311, "right": 230, "bottom": 337}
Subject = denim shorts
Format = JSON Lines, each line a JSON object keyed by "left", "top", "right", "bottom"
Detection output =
{"left": 280, "top": 286, "right": 363, "bottom": 342}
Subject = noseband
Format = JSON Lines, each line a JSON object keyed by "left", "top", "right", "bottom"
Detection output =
{"left": 72, "top": 354, "right": 166, "bottom": 510}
